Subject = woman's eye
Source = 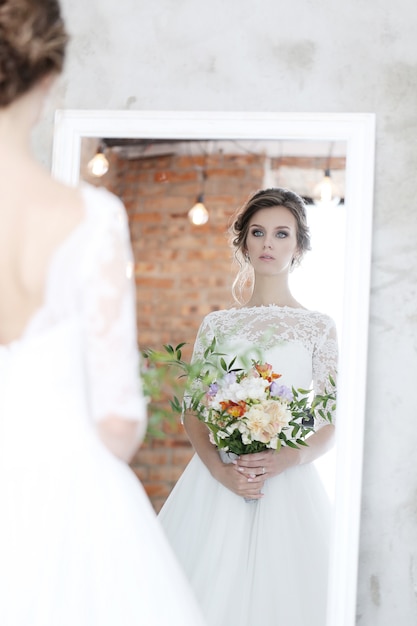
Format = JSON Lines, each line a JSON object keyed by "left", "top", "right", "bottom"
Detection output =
{"left": 251, "top": 229, "right": 264, "bottom": 237}
{"left": 276, "top": 231, "right": 288, "bottom": 238}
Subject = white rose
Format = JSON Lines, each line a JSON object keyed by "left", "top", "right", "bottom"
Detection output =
{"left": 244, "top": 400, "right": 291, "bottom": 444}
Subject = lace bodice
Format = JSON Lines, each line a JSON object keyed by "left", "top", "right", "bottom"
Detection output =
{"left": 0, "top": 183, "right": 146, "bottom": 426}
{"left": 191, "top": 305, "right": 338, "bottom": 427}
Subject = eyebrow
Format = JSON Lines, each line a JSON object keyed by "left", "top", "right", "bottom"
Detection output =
{"left": 250, "top": 223, "right": 292, "bottom": 230}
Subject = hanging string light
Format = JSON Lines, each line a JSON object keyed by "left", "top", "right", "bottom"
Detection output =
{"left": 188, "top": 156, "right": 209, "bottom": 225}
{"left": 313, "top": 143, "right": 341, "bottom": 207}
{"left": 316, "top": 168, "right": 333, "bottom": 203}
{"left": 87, "top": 142, "right": 109, "bottom": 177}
{"left": 188, "top": 193, "right": 209, "bottom": 225}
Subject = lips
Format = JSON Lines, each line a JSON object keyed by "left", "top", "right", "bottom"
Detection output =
{"left": 259, "top": 254, "right": 275, "bottom": 260}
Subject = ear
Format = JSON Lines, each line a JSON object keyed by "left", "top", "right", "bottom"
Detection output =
{"left": 294, "top": 244, "right": 302, "bottom": 261}
{"left": 291, "top": 248, "right": 302, "bottom": 268}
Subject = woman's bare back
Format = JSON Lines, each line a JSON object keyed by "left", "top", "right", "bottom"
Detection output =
{"left": 0, "top": 164, "right": 84, "bottom": 345}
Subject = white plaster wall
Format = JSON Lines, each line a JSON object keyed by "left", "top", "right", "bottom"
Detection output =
{"left": 36, "top": 0, "right": 417, "bottom": 622}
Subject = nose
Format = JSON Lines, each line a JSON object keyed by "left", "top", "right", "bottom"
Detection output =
{"left": 263, "top": 241, "right": 273, "bottom": 249}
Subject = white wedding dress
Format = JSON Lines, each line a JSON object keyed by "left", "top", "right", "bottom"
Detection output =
{"left": 0, "top": 184, "right": 205, "bottom": 626}
{"left": 159, "top": 306, "right": 338, "bottom": 626}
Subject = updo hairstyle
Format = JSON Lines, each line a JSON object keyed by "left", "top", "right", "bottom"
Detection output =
{"left": 0, "top": 0, "right": 68, "bottom": 107}
{"left": 230, "top": 187, "right": 311, "bottom": 304}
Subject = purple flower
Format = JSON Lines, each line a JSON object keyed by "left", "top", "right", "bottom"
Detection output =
{"left": 207, "top": 382, "right": 219, "bottom": 397}
{"left": 269, "top": 382, "right": 293, "bottom": 401}
{"left": 224, "top": 372, "right": 237, "bottom": 385}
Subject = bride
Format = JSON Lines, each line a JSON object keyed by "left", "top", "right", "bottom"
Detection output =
{"left": 159, "top": 187, "right": 338, "bottom": 626}
{"left": 0, "top": 1, "right": 205, "bottom": 624}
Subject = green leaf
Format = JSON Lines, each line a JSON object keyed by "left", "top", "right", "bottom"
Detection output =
{"left": 169, "top": 397, "right": 182, "bottom": 413}
{"left": 291, "top": 424, "right": 300, "bottom": 437}
{"left": 286, "top": 440, "right": 299, "bottom": 449}
{"left": 228, "top": 356, "right": 237, "bottom": 371}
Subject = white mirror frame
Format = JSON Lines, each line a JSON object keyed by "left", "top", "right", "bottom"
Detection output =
{"left": 52, "top": 110, "right": 375, "bottom": 626}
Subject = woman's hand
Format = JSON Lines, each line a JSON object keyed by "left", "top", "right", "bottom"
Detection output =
{"left": 183, "top": 414, "right": 264, "bottom": 499}
{"left": 235, "top": 447, "right": 301, "bottom": 480}
{"left": 212, "top": 461, "right": 266, "bottom": 500}
{"left": 234, "top": 424, "right": 335, "bottom": 481}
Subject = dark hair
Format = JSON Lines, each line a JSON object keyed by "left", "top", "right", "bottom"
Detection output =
{"left": 230, "top": 187, "right": 311, "bottom": 303}
{"left": 0, "top": 0, "right": 68, "bottom": 107}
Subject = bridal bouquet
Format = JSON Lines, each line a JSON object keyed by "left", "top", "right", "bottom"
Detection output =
{"left": 187, "top": 359, "right": 335, "bottom": 455}
{"left": 200, "top": 361, "right": 312, "bottom": 455}
{"left": 143, "top": 339, "right": 336, "bottom": 454}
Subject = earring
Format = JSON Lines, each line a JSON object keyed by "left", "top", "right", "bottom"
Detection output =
{"left": 245, "top": 252, "right": 250, "bottom": 262}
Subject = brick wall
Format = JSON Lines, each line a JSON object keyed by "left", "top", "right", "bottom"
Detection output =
{"left": 91, "top": 150, "right": 264, "bottom": 511}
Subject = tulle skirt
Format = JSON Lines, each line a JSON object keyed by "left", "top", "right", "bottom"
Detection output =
{"left": 0, "top": 431, "right": 205, "bottom": 626}
{"left": 159, "top": 452, "right": 331, "bottom": 626}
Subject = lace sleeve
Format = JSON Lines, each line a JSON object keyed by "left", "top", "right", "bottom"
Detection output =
{"left": 312, "top": 315, "right": 338, "bottom": 429}
{"left": 190, "top": 316, "right": 216, "bottom": 364}
{"left": 81, "top": 193, "right": 147, "bottom": 425}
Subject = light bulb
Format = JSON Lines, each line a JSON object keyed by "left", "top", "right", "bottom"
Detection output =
{"left": 188, "top": 195, "right": 209, "bottom": 225}
{"left": 87, "top": 152, "right": 109, "bottom": 177}
{"left": 314, "top": 168, "right": 338, "bottom": 205}
{"left": 319, "top": 174, "right": 333, "bottom": 203}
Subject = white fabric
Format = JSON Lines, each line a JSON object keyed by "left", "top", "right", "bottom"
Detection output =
{"left": 159, "top": 305, "right": 338, "bottom": 626}
{"left": 0, "top": 184, "right": 205, "bottom": 626}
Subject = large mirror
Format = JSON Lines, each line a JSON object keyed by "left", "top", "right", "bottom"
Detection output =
{"left": 52, "top": 110, "right": 375, "bottom": 626}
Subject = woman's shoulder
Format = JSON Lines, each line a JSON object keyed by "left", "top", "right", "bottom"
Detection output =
{"left": 291, "top": 307, "right": 337, "bottom": 337}
{"left": 301, "top": 307, "right": 336, "bottom": 325}
{"left": 200, "top": 307, "right": 244, "bottom": 326}
{"left": 296, "top": 309, "right": 338, "bottom": 347}
{"left": 76, "top": 183, "right": 131, "bottom": 250}
{"left": 80, "top": 183, "right": 126, "bottom": 224}
{"left": 196, "top": 308, "right": 243, "bottom": 336}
